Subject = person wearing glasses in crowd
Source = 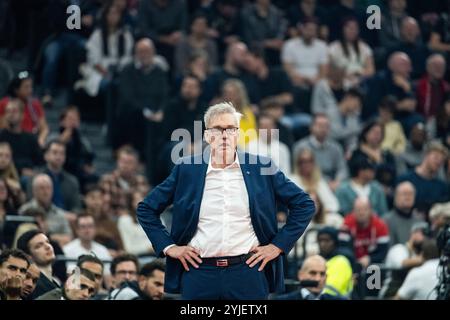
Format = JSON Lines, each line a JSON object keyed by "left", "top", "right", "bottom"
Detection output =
{"left": 137, "top": 102, "right": 315, "bottom": 300}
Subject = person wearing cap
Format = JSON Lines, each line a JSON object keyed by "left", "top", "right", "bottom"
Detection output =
{"left": 397, "top": 141, "right": 449, "bottom": 215}
{"left": 335, "top": 154, "right": 388, "bottom": 216}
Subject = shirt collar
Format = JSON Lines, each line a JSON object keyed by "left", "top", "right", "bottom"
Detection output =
{"left": 207, "top": 151, "right": 240, "bottom": 174}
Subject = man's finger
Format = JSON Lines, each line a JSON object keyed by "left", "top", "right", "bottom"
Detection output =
{"left": 249, "top": 255, "right": 264, "bottom": 268}
{"left": 185, "top": 255, "right": 199, "bottom": 269}
{"left": 180, "top": 257, "right": 190, "bottom": 271}
{"left": 246, "top": 252, "right": 260, "bottom": 265}
{"left": 188, "top": 251, "right": 203, "bottom": 264}
{"left": 258, "top": 259, "right": 269, "bottom": 272}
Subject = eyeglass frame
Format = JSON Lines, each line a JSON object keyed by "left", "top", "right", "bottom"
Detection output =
{"left": 206, "top": 126, "right": 239, "bottom": 136}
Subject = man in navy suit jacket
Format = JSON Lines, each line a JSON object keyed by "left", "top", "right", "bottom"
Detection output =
{"left": 137, "top": 102, "right": 315, "bottom": 299}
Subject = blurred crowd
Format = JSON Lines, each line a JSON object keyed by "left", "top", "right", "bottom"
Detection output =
{"left": 0, "top": 0, "right": 449, "bottom": 300}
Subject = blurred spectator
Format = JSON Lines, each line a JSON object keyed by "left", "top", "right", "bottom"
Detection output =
{"left": 205, "top": 41, "right": 250, "bottom": 102}
{"left": 239, "top": 0, "right": 286, "bottom": 66}
{"left": 76, "top": 2, "right": 134, "bottom": 98}
{"left": 397, "top": 141, "right": 449, "bottom": 215}
{"left": 118, "top": 191, "right": 154, "bottom": 256}
{"left": 63, "top": 214, "right": 112, "bottom": 274}
{"left": 33, "top": 140, "right": 81, "bottom": 212}
{"left": 428, "top": 202, "right": 450, "bottom": 235}
{"left": 19, "top": 174, "right": 72, "bottom": 247}
{"left": 326, "top": 0, "right": 364, "bottom": 43}
{"left": 76, "top": 254, "right": 106, "bottom": 299}
{"left": 83, "top": 185, "right": 123, "bottom": 256}
{"left": 395, "top": 239, "right": 439, "bottom": 300}
{"left": 293, "top": 113, "right": 348, "bottom": 188}
{"left": 286, "top": 0, "right": 328, "bottom": 40}
{"left": 0, "top": 99, "right": 43, "bottom": 177}
{"left": 384, "top": 182, "right": 423, "bottom": 246}
{"left": 336, "top": 155, "right": 388, "bottom": 216}
{"left": 108, "top": 260, "right": 165, "bottom": 300}
{"left": 260, "top": 98, "right": 295, "bottom": 149}
{"left": 0, "top": 248, "right": 29, "bottom": 300}
{"left": 416, "top": 54, "right": 449, "bottom": 120}
{"left": 0, "top": 177, "right": 25, "bottom": 248}
{"left": 311, "top": 62, "right": 345, "bottom": 116}
{"left": 99, "top": 145, "right": 149, "bottom": 215}
{"left": 351, "top": 120, "right": 397, "bottom": 196}
{"left": 48, "top": 106, "right": 97, "bottom": 190}
{"left": 16, "top": 230, "right": 59, "bottom": 300}
{"left": 21, "top": 262, "right": 40, "bottom": 300}
{"left": 379, "top": 0, "right": 408, "bottom": 49}
{"left": 317, "top": 226, "right": 353, "bottom": 298}
{"left": 219, "top": 79, "right": 257, "bottom": 147}
{"left": 109, "top": 253, "right": 139, "bottom": 290}
{"left": 115, "top": 38, "right": 169, "bottom": 182}
{"left": 247, "top": 113, "right": 291, "bottom": 175}
{"left": 427, "top": 96, "right": 450, "bottom": 149}
{"left": 276, "top": 255, "right": 346, "bottom": 300}
{"left": 386, "top": 17, "right": 430, "bottom": 80}
{"left": 162, "top": 75, "right": 206, "bottom": 141}
{"left": 290, "top": 149, "right": 339, "bottom": 214}
{"left": 397, "top": 122, "right": 427, "bottom": 172}
{"left": 378, "top": 96, "right": 407, "bottom": 155}
{"left": 328, "top": 17, "right": 375, "bottom": 89}
{"left": 428, "top": 1, "right": 450, "bottom": 54}
{"left": 281, "top": 17, "right": 328, "bottom": 113}
{"left": 0, "top": 72, "right": 49, "bottom": 147}
{"left": 327, "top": 88, "right": 363, "bottom": 152}
{"left": 243, "top": 47, "right": 293, "bottom": 107}
{"left": 0, "top": 142, "right": 26, "bottom": 202}
{"left": 137, "top": 0, "right": 188, "bottom": 69}
{"left": 174, "top": 14, "right": 218, "bottom": 77}
{"left": 36, "top": 268, "right": 96, "bottom": 300}
{"left": 341, "top": 197, "right": 390, "bottom": 269}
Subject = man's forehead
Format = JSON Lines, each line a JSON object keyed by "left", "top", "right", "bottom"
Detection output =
{"left": 6, "top": 256, "right": 28, "bottom": 267}
{"left": 209, "top": 114, "right": 238, "bottom": 127}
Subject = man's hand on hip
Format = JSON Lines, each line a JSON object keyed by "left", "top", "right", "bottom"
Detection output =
{"left": 166, "top": 245, "right": 202, "bottom": 271}
{"left": 246, "top": 244, "right": 283, "bottom": 271}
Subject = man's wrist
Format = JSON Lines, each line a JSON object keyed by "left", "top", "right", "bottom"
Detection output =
{"left": 163, "top": 244, "right": 176, "bottom": 256}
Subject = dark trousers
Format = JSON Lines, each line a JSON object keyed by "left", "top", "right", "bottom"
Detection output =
{"left": 180, "top": 261, "right": 269, "bottom": 300}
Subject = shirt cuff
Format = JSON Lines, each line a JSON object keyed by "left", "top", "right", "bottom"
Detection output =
{"left": 163, "top": 244, "right": 176, "bottom": 256}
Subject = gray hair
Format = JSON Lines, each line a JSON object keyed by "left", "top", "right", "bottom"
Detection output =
{"left": 203, "top": 102, "right": 242, "bottom": 128}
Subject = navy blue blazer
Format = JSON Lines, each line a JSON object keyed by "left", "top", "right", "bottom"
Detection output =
{"left": 137, "top": 149, "right": 315, "bottom": 294}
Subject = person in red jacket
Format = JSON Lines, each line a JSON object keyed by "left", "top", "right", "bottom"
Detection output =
{"left": 341, "top": 197, "right": 390, "bottom": 269}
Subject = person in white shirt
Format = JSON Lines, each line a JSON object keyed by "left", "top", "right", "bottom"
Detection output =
{"left": 395, "top": 239, "right": 440, "bottom": 300}
{"left": 247, "top": 113, "right": 292, "bottom": 175}
{"left": 63, "top": 214, "right": 112, "bottom": 275}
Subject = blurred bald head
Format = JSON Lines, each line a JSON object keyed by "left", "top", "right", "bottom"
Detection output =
{"left": 401, "top": 17, "right": 420, "bottom": 43}
{"left": 135, "top": 38, "right": 155, "bottom": 67}
{"left": 32, "top": 174, "right": 53, "bottom": 207}
{"left": 427, "top": 54, "right": 447, "bottom": 80}
{"left": 226, "top": 41, "right": 248, "bottom": 67}
{"left": 388, "top": 52, "right": 411, "bottom": 78}
{"left": 298, "top": 255, "right": 327, "bottom": 294}
{"left": 353, "top": 197, "right": 372, "bottom": 226}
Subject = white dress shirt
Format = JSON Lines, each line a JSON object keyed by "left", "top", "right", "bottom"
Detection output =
{"left": 187, "top": 154, "right": 260, "bottom": 257}
{"left": 63, "top": 238, "right": 112, "bottom": 275}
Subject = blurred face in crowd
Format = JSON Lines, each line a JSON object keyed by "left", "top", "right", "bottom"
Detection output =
{"left": 80, "top": 262, "right": 103, "bottom": 294}
{"left": 427, "top": 55, "right": 446, "bottom": 80}
{"left": 32, "top": 175, "right": 53, "bottom": 207}
{"left": 365, "top": 124, "right": 383, "bottom": 147}
{"left": 204, "top": 112, "right": 239, "bottom": 165}
{"left": 85, "top": 190, "right": 104, "bottom": 215}
{"left": 358, "top": 167, "right": 375, "bottom": 183}
{"left": 410, "top": 123, "right": 426, "bottom": 149}
{"left": 28, "top": 233, "right": 55, "bottom": 267}
{"left": 65, "top": 273, "right": 96, "bottom": 300}
{"left": 318, "top": 233, "right": 336, "bottom": 257}
{"left": 389, "top": 0, "right": 406, "bottom": 12}
{"left": 227, "top": 42, "right": 248, "bottom": 68}
{"left": 298, "top": 256, "right": 327, "bottom": 295}
{"left": 4, "top": 100, "right": 23, "bottom": 128}
{"left": 45, "top": 143, "right": 66, "bottom": 171}
{"left": 0, "top": 256, "right": 28, "bottom": 296}
{"left": 353, "top": 198, "right": 372, "bottom": 227}
{"left": 139, "top": 269, "right": 165, "bottom": 300}
{"left": 258, "top": 115, "right": 276, "bottom": 144}
{"left": 301, "top": 0, "right": 316, "bottom": 16}
{"left": 135, "top": 39, "right": 155, "bottom": 68}
{"left": 106, "top": 5, "right": 121, "bottom": 29}
{"left": 424, "top": 150, "right": 446, "bottom": 175}
{"left": 61, "top": 108, "right": 80, "bottom": 129}
{"left": 401, "top": 17, "right": 420, "bottom": 43}
{"left": 394, "top": 182, "right": 416, "bottom": 211}
{"left": 190, "top": 16, "right": 208, "bottom": 37}
{"left": 389, "top": 52, "right": 411, "bottom": 78}
{"left": 15, "top": 78, "right": 33, "bottom": 100}
{"left": 21, "top": 263, "right": 40, "bottom": 298}
{"left": 340, "top": 94, "right": 361, "bottom": 115}
{"left": 296, "top": 150, "right": 315, "bottom": 178}
{"left": 343, "top": 19, "right": 359, "bottom": 42}
{"left": 117, "top": 151, "right": 138, "bottom": 179}
{"left": 222, "top": 83, "right": 241, "bottom": 107}
{"left": 311, "top": 115, "right": 330, "bottom": 142}
{"left": 112, "top": 0, "right": 127, "bottom": 11}
{"left": 0, "top": 144, "right": 13, "bottom": 170}
{"left": 113, "top": 261, "right": 138, "bottom": 287}
{"left": 181, "top": 76, "right": 201, "bottom": 102}
{"left": 409, "top": 229, "right": 425, "bottom": 253}
{"left": 300, "top": 22, "right": 317, "bottom": 42}
{"left": 76, "top": 216, "right": 96, "bottom": 243}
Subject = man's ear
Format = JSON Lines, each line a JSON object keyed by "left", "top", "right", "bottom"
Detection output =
{"left": 138, "top": 275, "right": 146, "bottom": 290}
{"left": 204, "top": 131, "right": 211, "bottom": 144}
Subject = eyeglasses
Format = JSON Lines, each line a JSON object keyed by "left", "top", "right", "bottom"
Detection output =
{"left": 207, "top": 127, "right": 239, "bottom": 136}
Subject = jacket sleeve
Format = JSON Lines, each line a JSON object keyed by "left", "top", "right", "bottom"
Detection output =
{"left": 269, "top": 166, "right": 315, "bottom": 254}
{"left": 136, "top": 164, "right": 180, "bottom": 257}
